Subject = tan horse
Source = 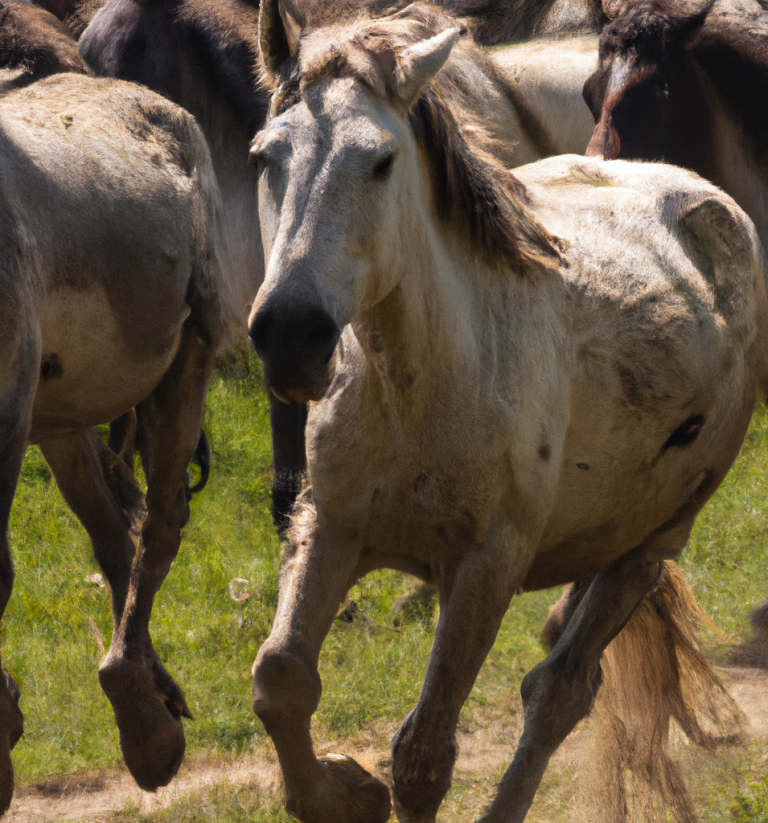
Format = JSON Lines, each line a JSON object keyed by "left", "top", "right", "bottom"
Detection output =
{"left": 249, "top": 5, "right": 768, "bottom": 822}
{"left": 0, "top": 2, "right": 238, "bottom": 811}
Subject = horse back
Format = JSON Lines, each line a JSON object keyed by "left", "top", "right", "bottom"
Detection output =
{"left": 0, "top": 72, "right": 237, "bottom": 436}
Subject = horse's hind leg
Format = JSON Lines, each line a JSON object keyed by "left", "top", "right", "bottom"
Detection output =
{"left": 39, "top": 429, "right": 141, "bottom": 626}
{"left": 97, "top": 325, "right": 215, "bottom": 792}
{"left": 477, "top": 539, "right": 685, "bottom": 823}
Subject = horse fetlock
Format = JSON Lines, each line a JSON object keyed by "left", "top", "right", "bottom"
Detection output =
{"left": 286, "top": 754, "right": 391, "bottom": 823}
{"left": 252, "top": 643, "right": 321, "bottom": 727}
{"left": 391, "top": 717, "right": 455, "bottom": 822}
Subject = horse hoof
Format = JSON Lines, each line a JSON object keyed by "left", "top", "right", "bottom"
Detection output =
{"left": 0, "top": 670, "right": 23, "bottom": 815}
{"left": 99, "top": 655, "right": 188, "bottom": 791}
{"left": 287, "top": 754, "right": 391, "bottom": 823}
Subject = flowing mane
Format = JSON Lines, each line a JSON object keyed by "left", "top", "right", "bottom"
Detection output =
{"left": 273, "top": 5, "right": 560, "bottom": 273}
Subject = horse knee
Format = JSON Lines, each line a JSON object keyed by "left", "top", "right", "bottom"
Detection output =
{"left": 252, "top": 640, "right": 321, "bottom": 731}
{"left": 141, "top": 493, "right": 188, "bottom": 565}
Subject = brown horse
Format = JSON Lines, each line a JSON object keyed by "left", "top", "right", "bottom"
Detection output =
{"left": 0, "top": 0, "right": 238, "bottom": 810}
{"left": 249, "top": 4, "right": 768, "bottom": 822}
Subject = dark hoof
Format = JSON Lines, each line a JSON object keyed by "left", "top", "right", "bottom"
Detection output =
{"left": 0, "top": 671, "right": 23, "bottom": 815}
{"left": 286, "top": 754, "right": 391, "bottom": 823}
{"left": 99, "top": 655, "right": 188, "bottom": 791}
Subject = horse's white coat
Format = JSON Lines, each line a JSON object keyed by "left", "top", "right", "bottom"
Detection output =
{"left": 251, "top": 19, "right": 768, "bottom": 821}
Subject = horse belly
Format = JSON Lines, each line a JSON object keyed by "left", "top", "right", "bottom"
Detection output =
{"left": 30, "top": 287, "right": 187, "bottom": 440}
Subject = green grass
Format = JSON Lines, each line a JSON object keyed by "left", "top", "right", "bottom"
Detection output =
{"left": 4, "top": 350, "right": 768, "bottom": 821}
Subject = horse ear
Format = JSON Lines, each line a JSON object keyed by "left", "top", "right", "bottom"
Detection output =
{"left": 259, "top": 0, "right": 301, "bottom": 84}
{"left": 601, "top": 0, "right": 625, "bottom": 19}
{"left": 394, "top": 27, "right": 462, "bottom": 107}
{"left": 279, "top": 0, "right": 303, "bottom": 56}
{"left": 676, "top": 0, "right": 715, "bottom": 48}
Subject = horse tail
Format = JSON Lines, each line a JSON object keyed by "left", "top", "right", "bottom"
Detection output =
{"left": 543, "top": 561, "right": 745, "bottom": 822}
{"left": 187, "top": 428, "right": 211, "bottom": 495}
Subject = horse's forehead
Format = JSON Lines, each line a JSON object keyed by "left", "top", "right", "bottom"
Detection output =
{"left": 284, "top": 78, "right": 395, "bottom": 148}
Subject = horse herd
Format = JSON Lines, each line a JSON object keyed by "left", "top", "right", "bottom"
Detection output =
{"left": 0, "top": 0, "right": 766, "bottom": 820}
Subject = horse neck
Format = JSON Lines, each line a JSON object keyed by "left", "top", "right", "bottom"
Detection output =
{"left": 196, "top": 98, "right": 263, "bottom": 323}
{"left": 353, "top": 211, "right": 520, "bottom": 417}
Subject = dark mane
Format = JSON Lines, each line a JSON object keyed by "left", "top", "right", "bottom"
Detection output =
{"left": 599, "top": 0, "right": 712, "bottom": 63}
{"left": 0, "top": 0, "right": 84, "bottom": 77}
{"left": 408, "top": 88, "right": 559, "bottom": 272}
{"left": 292, "top": 7, "right": 560, "bottom": 273}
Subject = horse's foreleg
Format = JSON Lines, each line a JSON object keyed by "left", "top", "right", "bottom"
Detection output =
{"left": 252, "top": 505, "right": 390, "bottom": 823}
{"left": 40, "top": 429, "right": 141, "bottom": 625}
{"left": 267, "top": 386, "right": 307, "bottom": 531}
{"left": 97, "top": 326, "right": 214, "bottom": 792}
{"left": 391, "top": 524, "right": 526, "bottom": 823}
{"left": 478, "top": 543, "right": 667, "bottom": 823}
{"left": 0, "top": 336, "right": 38, "bottom": 814}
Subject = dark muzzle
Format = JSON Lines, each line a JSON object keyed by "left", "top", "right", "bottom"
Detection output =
{"left": 250, "top": 299, "right": 340, "bottom": 404}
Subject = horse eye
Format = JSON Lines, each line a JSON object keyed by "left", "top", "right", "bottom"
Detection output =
{"left": 373, "top": 152, "right": 394, "bottom": 180}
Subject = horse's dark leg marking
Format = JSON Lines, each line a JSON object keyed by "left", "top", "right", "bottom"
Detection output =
{"left": 391, "top": 525, "right": 524, "bottom": 823}
{"left": 40, "top": 429, "right": 140, "bottom": 625}
{"left": 267, "top": 385, "right": 307, "bottom": 532}
{"left": 0, "top": 335, "right": 38, "bottom": 814}
{"left": 478, "top": 545, "right": 665, "bottom": 823}
{"left": 98, "top": 325, "right": 214, "bottom": 792}
{"left": 252, "top": 509, "right": 390, "bottom": 823}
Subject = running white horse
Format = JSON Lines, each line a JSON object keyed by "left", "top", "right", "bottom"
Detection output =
{"left": 248, "top": 5, "right": 768, "bottom": 822}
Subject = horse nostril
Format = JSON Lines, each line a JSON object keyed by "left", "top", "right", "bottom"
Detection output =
{"left": 249, "top": 305, "right": 274, "bottom": 357}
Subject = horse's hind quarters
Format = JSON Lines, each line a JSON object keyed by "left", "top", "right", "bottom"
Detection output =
{"left": 98, "top": 651, "right": 188, "bottom": 791}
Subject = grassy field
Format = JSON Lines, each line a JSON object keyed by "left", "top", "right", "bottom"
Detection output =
{"left": 5, "top": 350, "right": 768, "bottom": 821}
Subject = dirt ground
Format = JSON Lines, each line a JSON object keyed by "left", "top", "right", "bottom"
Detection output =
{"left": 5, "top": 667, "right": 767, "bottom": 823}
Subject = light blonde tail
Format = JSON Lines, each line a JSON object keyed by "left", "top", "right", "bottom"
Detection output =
{"left": 546, "top": 561, "right": 746, "bottom": 823}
